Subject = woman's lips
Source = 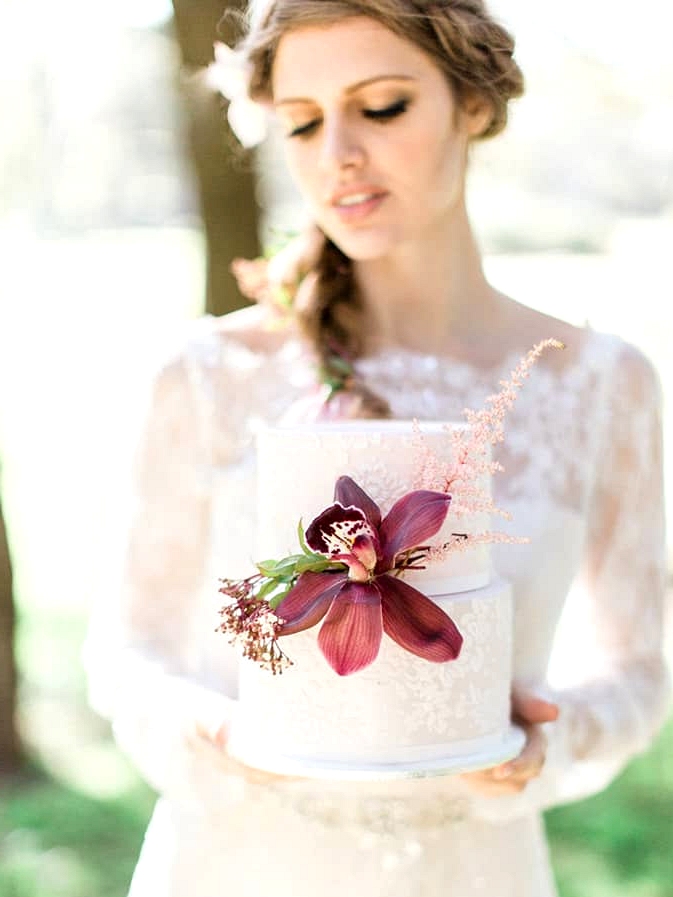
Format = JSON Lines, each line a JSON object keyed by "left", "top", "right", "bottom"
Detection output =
{"left": 330, "top": 190, "right": 388, "bottom": 223}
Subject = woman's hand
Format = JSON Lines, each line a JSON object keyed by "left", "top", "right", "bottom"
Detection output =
{"left": 193, "top": 717, "right": 301, "bottom": 786}
{"left": 459, "top": 687, "right": 559, "bottom": 796}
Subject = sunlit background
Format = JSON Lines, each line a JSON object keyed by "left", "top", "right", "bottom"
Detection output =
{"left": 0, "top": 0, "right": 672, "bottom": 894}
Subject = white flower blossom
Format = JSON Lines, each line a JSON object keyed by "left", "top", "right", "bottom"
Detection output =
{"left": 206, "top": 41, "right": 268, "bottom": 148}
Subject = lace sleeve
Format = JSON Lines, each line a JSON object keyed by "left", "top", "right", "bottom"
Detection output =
{"left": 471, "top": 343, "right": 671, "bottom": 820}
{"left": 83, "top": 345, "right": 237, "bottom": 802}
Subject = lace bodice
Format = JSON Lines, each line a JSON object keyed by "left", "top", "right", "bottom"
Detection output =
{"left": 84, "top": 311, "right": 670, "bottom": 897}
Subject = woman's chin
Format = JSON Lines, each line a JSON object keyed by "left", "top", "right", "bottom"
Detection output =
{"left": 323, "top": 227, "right": 400, "bottom": 262}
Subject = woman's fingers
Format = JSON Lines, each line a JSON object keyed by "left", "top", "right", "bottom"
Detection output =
{"left": 511, "top": 687, "right": 559, "bottom": 725}
{"left": 460, "top": 723, "right": 548, "bottom": 795}
{"left": 492, "top": 723, "right": 547, "bottom": 782}
{"left": 221, "top": 751, "right": 300, "bottom": 786}
{"left": 192, "top": 720, "right": 301, "bottom": 785}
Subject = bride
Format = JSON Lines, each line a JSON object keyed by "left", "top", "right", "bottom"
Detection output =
{"left": 85, "top": 2, "right": 670, "bottom": 895}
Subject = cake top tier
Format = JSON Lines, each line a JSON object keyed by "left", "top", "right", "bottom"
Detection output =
{"left": 255, "top": 420, "right": 491, "bottom": 596}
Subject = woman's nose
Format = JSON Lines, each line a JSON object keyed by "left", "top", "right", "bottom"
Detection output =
{"left": 319, "top": 114, "right": 366, "bottom": 173}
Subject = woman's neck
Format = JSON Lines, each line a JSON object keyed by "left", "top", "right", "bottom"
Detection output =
{"left": 353, "top": 203, "right": 502, "bottom": 358}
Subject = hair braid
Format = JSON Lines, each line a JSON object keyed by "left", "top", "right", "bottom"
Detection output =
{"left": 236, "top": 0, "right": 524, "bottom": 418}
{"left": 295, "top": 239, "right": 392, "bottom": 419}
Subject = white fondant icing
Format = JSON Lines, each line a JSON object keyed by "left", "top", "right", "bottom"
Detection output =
{"left": 256, "top": 421, "right": 491, "bottom": 594}
{"left": 233, "top": 421, "right": 515, "bottom": 776}
{"left": 233, "top": 579, "right": 514, "bottom": 772}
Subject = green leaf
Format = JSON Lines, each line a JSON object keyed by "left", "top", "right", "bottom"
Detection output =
{"left": 281, "top": 554, "right": 315, "bottom": 576}
{"left": 255, "top": 579, "right": 276, "bottom": 601}
{"left": 274, "top": 285, "right": 293, "bottom": 308}
{"left": 297, "top": 519, "right": 311, "bottom": 555}
{"left": 327, "top": 356, "right": 354, "bottom": 376}
{"left": 256, "top": 559, "right": 280, "bottom": 576}
{"left": 264, "top": 229, "right": 299, "bottom": 257}
{"left": 294, "top": 556, "right": 339, "bottom": 574}
{"left": 268, "top": 584, "right": 295, "bottom": 610}
{"left": 327, "top": 382, "right": 345, "bottom": 399}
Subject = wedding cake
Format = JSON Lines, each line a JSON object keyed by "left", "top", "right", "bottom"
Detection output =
{"left": 227, "top": 421, "right": 524, "bottom": 779}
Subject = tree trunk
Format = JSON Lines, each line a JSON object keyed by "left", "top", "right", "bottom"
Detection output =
{"left": 0, "top": 484, "right": 22, "bottom": 775}
{"left": 171, "top": 0, "right": 260, "bottom": 317}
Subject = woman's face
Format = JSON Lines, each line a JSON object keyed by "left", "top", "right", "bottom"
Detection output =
{"left": 272, "top": 17, "right": 488, "bottom": 260}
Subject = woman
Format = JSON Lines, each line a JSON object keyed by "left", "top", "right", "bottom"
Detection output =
{"left": 85, "top": 2, "right": 670, "bottom": 895}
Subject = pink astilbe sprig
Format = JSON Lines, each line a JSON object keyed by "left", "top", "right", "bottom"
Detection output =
{"left": 427, "top": 531, "right": 529, "bottom": 563}
{"left": 461, "top": 339, "right": 565, "bottom": 457}
{"left": 415, "top": 339, "right": 564, "bottom": 560}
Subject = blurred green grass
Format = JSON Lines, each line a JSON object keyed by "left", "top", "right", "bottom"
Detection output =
{"left": 547, "top": 722, "right": 673, "bottom": 896}
{"left": 1, "top": 228, "right": 672, "bottom": 896}
{"left": 0, "top": 772, "right": 153, "bottom": 897}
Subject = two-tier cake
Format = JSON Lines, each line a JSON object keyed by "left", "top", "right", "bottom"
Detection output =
{"left": 227, "top": 421, "right": 524, "bottom": 779}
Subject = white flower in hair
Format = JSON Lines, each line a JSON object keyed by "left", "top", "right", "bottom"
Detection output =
{"left": 206, "top": 41, "right": 268, "bottom": 148}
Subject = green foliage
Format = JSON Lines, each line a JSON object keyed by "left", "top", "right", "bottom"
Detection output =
{"left": 0, "top": 767, "right": 154, "bottom": 897}
{"left": 545, "top": 717, "right": 673, "bottom": 896}
{"left": 252, "top": 521, "right": 343, "bottom": 609}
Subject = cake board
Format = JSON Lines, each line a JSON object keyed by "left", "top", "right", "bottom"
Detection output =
{"left": 227, "top": 723, "right": 526, "bottom": 782}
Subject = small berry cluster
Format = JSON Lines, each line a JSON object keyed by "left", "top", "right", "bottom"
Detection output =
{"left": 217, "top": 577, "right": 293, "bottom": 675}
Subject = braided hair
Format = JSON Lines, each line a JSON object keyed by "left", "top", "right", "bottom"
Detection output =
{"left": 240, "top": 0, "right": 524, "bottom": 417}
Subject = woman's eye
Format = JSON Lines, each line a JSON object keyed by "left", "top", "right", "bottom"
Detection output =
{"left": 363, "top": 99, "right": 409, "bottom": 121}
{"left": 285, "top": 99, "right": 408, "bottom": 138}
{"left": 287, "top": 119, "right": 321, "bottom": 139}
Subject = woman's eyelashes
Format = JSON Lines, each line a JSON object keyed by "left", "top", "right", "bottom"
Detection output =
{"left": 287, "top": 118, "right": 321, "bottom": 139}
{"left": 287, "top": 98, "right": 410, "bottom": 139}
{"left": 363, "top": 98, "right": 409, "bottom": 121}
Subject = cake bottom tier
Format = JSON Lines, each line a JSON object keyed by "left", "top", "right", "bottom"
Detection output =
{"left": 230, "top": 578, "right": 518, "bottom": 778}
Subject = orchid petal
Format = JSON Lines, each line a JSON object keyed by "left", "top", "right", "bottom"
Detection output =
{"left": 334, "top": 476, "right": 382, "bottom": 529}
{"left": 379, "top": 491, "right": 451, "bottom": 569}
{"left": 276, "top": 571, "right": 346, "bottom": 636}
{"left": 306, "top": 503, "right": 378, "bottom": 557}
{"left": 378, "top": 574, "right": 462, "bottom": 662}
{"left": 317, "top": 581, "right": 383, "bottom": 676}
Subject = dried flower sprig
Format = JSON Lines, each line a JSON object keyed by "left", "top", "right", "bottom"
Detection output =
{"left": 217, "top": 583, "right": 291, "bottom": 674}
{"left": 217, "top": 522, "right": 348, "bottom": 674}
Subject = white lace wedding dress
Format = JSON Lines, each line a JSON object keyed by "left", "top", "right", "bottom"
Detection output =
{"left": 85, "top": 309, "right": 670, "bottom": 897}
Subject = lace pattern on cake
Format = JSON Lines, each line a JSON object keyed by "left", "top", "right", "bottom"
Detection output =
{"left": 240, "top": 586, "right": 511, "bottom": 754}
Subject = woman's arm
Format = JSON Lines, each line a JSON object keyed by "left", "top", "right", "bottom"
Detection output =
{"left": 465, "top": 343, "right": 671, "bottom": 818}
{"left": 84, "top": 347, "right": 241, "bottom": 803}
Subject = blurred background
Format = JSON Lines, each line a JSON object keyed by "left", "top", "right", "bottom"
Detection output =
{"left": 0, "top": 1, "right": 671, "bottom": 895}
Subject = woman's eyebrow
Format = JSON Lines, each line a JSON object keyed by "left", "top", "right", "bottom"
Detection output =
{"left": 274, "top": 75, "right": 416, "bottom": 106}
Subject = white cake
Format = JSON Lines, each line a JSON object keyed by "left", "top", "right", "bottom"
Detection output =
{"left": 228, "top": 421, "right": 523, "bottom": 778}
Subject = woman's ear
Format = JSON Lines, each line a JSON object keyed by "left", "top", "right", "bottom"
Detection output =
{"left": 462, "top": 92, "right": 494, "bottom": 138}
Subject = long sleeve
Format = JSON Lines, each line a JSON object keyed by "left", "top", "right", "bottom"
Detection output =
{"left": 84, "top": 345, "right": 237, "bottom": 804}
{"left": 470, "top": 343, "right": 671, "bottom": 821}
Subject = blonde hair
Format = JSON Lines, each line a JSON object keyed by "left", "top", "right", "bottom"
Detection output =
{"left": 242, "top": 0, "right": 524, "bottom": 417}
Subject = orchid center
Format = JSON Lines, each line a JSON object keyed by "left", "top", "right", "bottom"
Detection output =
{"left": 346, "top": 534, "right": 378, "bottom": 581}
{"left": 305, "top": 503, "right": 381, "bottom": 582}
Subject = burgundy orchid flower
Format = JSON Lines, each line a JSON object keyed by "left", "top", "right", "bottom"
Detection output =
{"left": 275, "top": 476, "right": 463, "bottom": 676}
